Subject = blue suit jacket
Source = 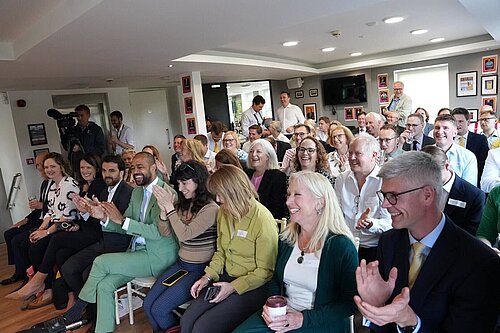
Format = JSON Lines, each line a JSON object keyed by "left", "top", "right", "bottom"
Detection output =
{"left": 373, "top": 218, "right": 500, "bottom": 332}
{"left": 444, "top": 175, "right": 485, "bottom": 235}
{"left": 465, "top": 131, "right": 489, "bottom": 181}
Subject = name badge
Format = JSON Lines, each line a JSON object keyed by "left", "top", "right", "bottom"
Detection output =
{"left": 448, "top": 198, "right": 466, "bottom": 208}
{"left": 237, "top": 229, "right": 248, "bottom": 238}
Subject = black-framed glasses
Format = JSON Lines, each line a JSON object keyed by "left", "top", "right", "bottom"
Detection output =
{"left": 297, "top": 250, "right": 305, "bottom": 264}
{"left": 298, "top": 147, "right": 316, "bottom": 154}
{"left": 178, "top": 163, "right": 195, "bottom": 172}
{"left": 353, "top": 195, "right": 360, "bottom": 214}
{"left": 377, "top": 185, "right": 428, "bottom": 205}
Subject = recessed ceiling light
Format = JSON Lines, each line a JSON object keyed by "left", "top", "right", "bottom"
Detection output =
{"left": 168, "top": 64, "right": 174, "bottom": 68}
{"left": 350, "top": 52, "right": 362, "bottom": 57}
{"left": 410, "top": 29, "right": 428, "bottom": 35}
{"left": 429, "top": 37, "right": 445, "bottom": 43}
{"left": 321, "top": 47, "right": 336, "bottom": 52}
{"left": 383, "top": 16, "right": 404, "bottom": 24}
{"left": 282, "top": 41, "right": 299, "bottom": 47}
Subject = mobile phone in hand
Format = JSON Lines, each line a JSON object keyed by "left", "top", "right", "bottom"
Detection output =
{"left": 204, "top": 286, "right": 221, "bottom": 301}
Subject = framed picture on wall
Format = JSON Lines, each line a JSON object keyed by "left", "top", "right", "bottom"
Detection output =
{"left": 468, "top": 109, "right": 479, "bottom": 123}
{"left": 309, "top": 89, "right": 318, "bottom": 97}
{"left": 377, "top": 73, "right": 388, "bottom": 89}
{"left": 28, "top": 123, "right": 48, "bottom": 146}
{"left": 344, "top": 107, "right": 354, "bottom": 121}
{"left": 182, "top": 76, "right": 191, "bottom": 94}
{"left": 380, "top": 104, "right": 389, "bottom": 114}
{"left": 482, "top": 96, "right": 497, "bottom": 112}
{"left": 379, "top": 89, "right": 389, "bottom": 103}
{"left": 295, "top": 90, "right": 304, "bottom": 99}
{"left": 184, "top": 96, "right": 193, "bottom": 114}
{"left": 33, "top": 148, "right": 49, "bottom": 159}
{"left": 186, "top": 117, "right": 197, "bottom": 134}
{"left": 456, "top": 71, "right": 477, "bottom": 97}
{"left": 481, "top": 75, "right": 498, "bottom": 95}
{"left": 303, "top": 103, "right": 317, "bottom": 121}
{"left": 482, "top": 55, "right": 498, "bottom": 74}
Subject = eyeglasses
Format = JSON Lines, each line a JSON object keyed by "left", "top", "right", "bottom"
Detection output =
{"left": 178, "top": 163, "right": 195, "bottom": 172}
{"left": 294, "top": 132, "right": 308, "bottom": 138}
{"left": 222, "top": 139, "right": 235, "bottom": 143}
{"left": 379, "top": 137, "right": 398, "bottom": 144}
{"left": 405, "top": 123, "right": 421, "bottom": 128}
{"left": 393, "top": 88, "right": 403, "bottom": 91}
{"left": 298, "top": 147, "right": 316, "bottom": 154}
{"left": 377, "top": 185, "right": 428, "bottom": 205}
{"left": 479, "top": 117, "right": 496, "bottom": 122}
{"left": 297, "top": 250, "right": 305, "bottom": 264}
{"left": 353, "top": 195, "right": 360, "bottom": 215}
{"left": 331, "top": 134, "right": 346, "bottom": 141}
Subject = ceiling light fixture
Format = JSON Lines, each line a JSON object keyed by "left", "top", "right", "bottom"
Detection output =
{"left": 168, "top": 64, "right": 174, "bottom": 68}
{"left": 321, "top": 47, "right": 336, "bottom": 52}
{"left": 410, "top": 29, "right": 428, "bottom": 35}
{"left": 429, "top": 37, "right": 445, "bottom": 43}
{"left": 383, "top": 16, "right": 404, "bottom": 24}
{"left": 282, "top": 41, "right": 299, "bottom": 47}
{"left": 350, "top": 52, "right": 362, "bottom": 57}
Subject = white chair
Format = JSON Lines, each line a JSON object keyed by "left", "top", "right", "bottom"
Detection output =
{"left": 114, "top": 276, "right": 156, "bottom": 325}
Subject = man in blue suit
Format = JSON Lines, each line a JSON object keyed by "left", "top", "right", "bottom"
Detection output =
{"left": 355, "top": 152, "right": 499, "bottom": 333}
{"left": 451, "top": 107, "right": 489, "bottom": 184}
{"left": 421, "top": 146, "right": 484, "bottom": 235}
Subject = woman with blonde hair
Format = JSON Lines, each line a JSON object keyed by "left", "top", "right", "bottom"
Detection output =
{"left": 324, "top": 121, "right": 342, "bottom": 153}
{"left": 328, "top": 125, "right": 355, "bottom": 177}
{"left": 181, "top": 165, "right": 278, "bottom": 333}
{"left": 121, "top": 149, "right": 136, "bottom": 186}
{"left": 234, "top": 171, "right": 358, "bottom": 333}
{"left": 223, "top": 130, "right": 248, "bottom": 166}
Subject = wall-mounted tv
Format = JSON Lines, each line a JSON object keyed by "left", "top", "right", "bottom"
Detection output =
{"left": 322, "top": 74, "right": 367, "bottom": 105}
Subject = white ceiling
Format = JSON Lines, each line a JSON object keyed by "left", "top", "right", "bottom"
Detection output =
{"left": 0, "top": 0, "right": 499, "bottom": 91}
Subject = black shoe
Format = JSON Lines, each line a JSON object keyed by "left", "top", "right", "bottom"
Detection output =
{"left": 1, "top": 273, "right": 26, "bottom": 285}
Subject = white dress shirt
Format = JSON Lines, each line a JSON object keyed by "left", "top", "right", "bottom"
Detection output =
{"left": 480, "top": 148, "right": 500, "bottom": 192}
{"left": 111, "top": 124, "right": 135, "bottom": 154}
{"left": 277, "top": 103, "right": 304, "bottom": 132}
{"left": 240, "top": 106, "right": 264, "bottom": 137}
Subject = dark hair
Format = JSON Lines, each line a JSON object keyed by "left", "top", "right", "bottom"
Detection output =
{"left": 380, "top": 124, "right": 399, "bottom": 136}
{"left": 102, "top": 155, "right": 126, "bottom": 171}
{"left": 44, "top": 152, "right": 71, "bottom": 176}
{"left": 451, "top": 107, "right": 470, "bottom": 120}
{"left": 294, "top": 123, "right": 311, "bottom": 133}
{"left": 319, "top": 116, "right": 330, "bottom": 123}
{"left": 193, "top": 134, "right": 208, "bottom": 146}
{"left": 174, "top": 134, "right": 186, "bottom": 140}
{"left": 434, "top": 114, "right": 457, "bottom": 127}
{"left": 75, "top": 104, "right": 90, "bottom": 114}
{"left": 415, "top": 107, "right": 429, "bottom": 122}
{"left": 280, "top": 91, "right": 290, "bottom": 97}
{"left": 210, "top": 121, "right": 224, "bottom": 135}
{"left": 80, "top": 153, "right": 102, "bottom": 186}
{"left": 294, "top": 136, "right": 329, "bottom": 172}
{"left": 110, "top": 110, "right": 123, "bottom": 120}
{"left": 252, "top": 95, "right": 265, "bottom": 105}
{"left": 437, "top": 107, "right": 451, "bottom": 116}
{"left": 173, "top": 160, "right": 213, "bottom": 215}
{"left": 356, "top": 111, "right": 367, "bottom": 119}
{"left": 215, "top": 149, "right": 242, "bottom": 169}
{"left": 248, "top": 124, "right": 263, "bottom": 134}
{"left": 408, "top": 113, "right": 424, "bottom": 124}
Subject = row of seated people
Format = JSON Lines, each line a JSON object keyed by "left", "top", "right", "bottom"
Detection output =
{"left": 5, "top": 148, "right": 500, "bottom": 333}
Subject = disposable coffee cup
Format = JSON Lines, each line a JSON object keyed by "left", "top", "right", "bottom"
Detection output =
{"left": 266, "top": 295, "right": 287, "bottom": 320}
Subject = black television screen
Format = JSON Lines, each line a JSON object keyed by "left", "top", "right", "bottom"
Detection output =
{"left": 322, "top": 74, "right": 367, "bottom": 105}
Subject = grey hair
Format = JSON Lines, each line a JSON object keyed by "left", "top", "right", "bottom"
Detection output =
{"left": 269, "top": 120, "right": 282, "bottom": 133}
{"left": 366, "top": 111, "right": 383, "bottom": 123}
{"left": 247, "top": 139, "right": 279, "bottom": 170}
{"left": 378, "top": 151, "right": 443, "bottom": 205}
{"left": 351, "top": 132, "right": 380, "bottom": 155}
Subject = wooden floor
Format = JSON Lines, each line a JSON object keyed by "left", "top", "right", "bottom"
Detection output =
{"left": 0, "top": 243, "right": 152, "bottom": 333}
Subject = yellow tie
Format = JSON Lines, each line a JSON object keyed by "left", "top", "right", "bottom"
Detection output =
{"left": 214, "top": 141, "right": 220, "bottom": 153}
{"left": 408, "top": 242, "right": 426, "bottom": 289}
{"left": 458, "top": 136, "right": 465, "bottom": 147}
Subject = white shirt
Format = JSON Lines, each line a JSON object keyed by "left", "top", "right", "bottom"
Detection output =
{"left": 207, "top": 133, "right": 224, "bottom": 152}
{"left": 480, "top": 148, "right": 500, "bottom": 192}
{"left": 334, "top": 165, "right": 392, "bottom": 248}
{"left": 241, "top": 106, "right": 264, "bottom": 137}
{"left": 272, "top": 132, "right": 290, "bottom": 143}
{"left": 480, "top": 129, "right": 500, "bottom": 149}
{"left": 453, "top": 131, "right": 469, "bottom": 147}
{"left": 111, "top": 124, "right": 135, "bottom": 154}
{"left": 317, "top": 131, "right": 328, "bottom": 142}
{"left": 445, "top": 143, "right": 478, "bottom": 186}
{"left": 277, "top": 103, "right": 304, "bottom": 132}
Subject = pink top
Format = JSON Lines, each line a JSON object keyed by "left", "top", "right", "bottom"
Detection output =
{"left": 251, "top": 174, "right": 264, "bottom": 191}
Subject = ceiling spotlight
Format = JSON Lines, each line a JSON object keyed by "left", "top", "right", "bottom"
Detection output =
{"left": 429, "top": 37, "right": 445, "bottom": 43}
{"left": 350, "top": 52, "right": 362, "bottom": 57}
{"left": 168, "top": 64, "right": 174, "bottom": 68}
{"left": 282, "top": 41, "right": 299, "bottom": 47}
{"left": 321, "top": 47, "right": 336, "bottom": 52}
{"left": 383, "top": 16, "right": 404, "bottom": 24}
{"left": 410, "top": 29, "right": 428, "bottom": 35}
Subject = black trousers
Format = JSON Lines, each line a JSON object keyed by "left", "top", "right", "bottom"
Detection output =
{"left": 180, "top": 273, "right": 268, "bottom": 333}
{"left": 358, "top": 246, "right": 378, "bottom": 263}
{"left": 4, "top": 219, "right": 41, "bottom": 275}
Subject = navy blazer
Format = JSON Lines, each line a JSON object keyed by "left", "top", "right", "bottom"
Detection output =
{"left": 246, "top": 169, "right": 287, "bottom": 219}
{"left": 465, "top": 131, "right": 489, "bottom": 180}
{"left": 444, "top": 174, "right": 485, "bottom": 235}
{"left": 373, "top": 218, "right": 500, "bottom": 332}
{"left": 402, "top": 134, "right": 435, "bottom": 151}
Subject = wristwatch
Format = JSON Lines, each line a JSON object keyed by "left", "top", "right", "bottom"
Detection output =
{"left": 398, "top": 325, "right": 417, "bottom": 333}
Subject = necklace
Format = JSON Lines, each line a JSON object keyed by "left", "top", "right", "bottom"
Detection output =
{"left": 297, "top": 236, "right": 309, "bottom": 264}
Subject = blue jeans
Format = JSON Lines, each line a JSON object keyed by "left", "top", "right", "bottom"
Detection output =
{"left": 143, "top": 259, "right": 207, "bottom": 332}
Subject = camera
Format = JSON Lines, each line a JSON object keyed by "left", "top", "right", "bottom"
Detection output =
{"left": 47, "top": 108, "right": 80, "bottom": 151}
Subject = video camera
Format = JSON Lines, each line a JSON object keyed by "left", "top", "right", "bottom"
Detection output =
{"left": 47, "top": 108, "right": 80, "bottom": 151}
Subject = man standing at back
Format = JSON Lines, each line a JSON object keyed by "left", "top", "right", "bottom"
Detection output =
{"left": 355, "top": 151, "right": 499, "bottom": 333}
{"left": 276, "top": 91, "right": 304, "bottom": 134}
{"left": 69, "top": 104, "right": 105, "bottom": 177}
{"left": 109, "top": 110, "right": 135, "bottom": 155}
{"left": 384, "top": 81, "right": 412, "bottom": 133}
{"left": 240, "top": 95, "right": 266, "bottom": 138}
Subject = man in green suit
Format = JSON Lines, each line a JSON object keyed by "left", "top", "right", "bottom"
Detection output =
{"left": 38, "top": 152, "right": 178, "bottom": 333}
